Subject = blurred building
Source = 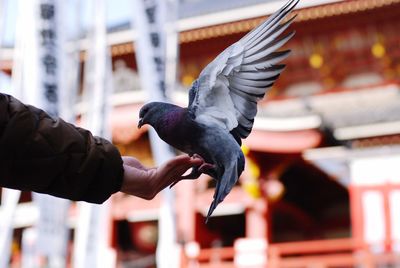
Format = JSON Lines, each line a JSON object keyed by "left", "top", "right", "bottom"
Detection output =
{"left": 2, "top": 0, "right": 400, "bottom": 267}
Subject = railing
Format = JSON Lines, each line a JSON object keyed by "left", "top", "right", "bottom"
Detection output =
{"left": 181, "top": 238, "right": 400, "bottom": 268}
{"left": 181, "top": 245, "right": 235, "bottom": 268}
{"left": 268, "top": 238, "right": 367, "bottom": 268}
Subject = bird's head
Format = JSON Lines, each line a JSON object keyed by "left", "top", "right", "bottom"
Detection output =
{"left": 138, "top": 102, "right": 173, "bottom": 129}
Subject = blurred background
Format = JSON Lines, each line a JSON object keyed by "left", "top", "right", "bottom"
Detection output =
{"left": 1, "top": 0, "right": 400, "bottom": 267}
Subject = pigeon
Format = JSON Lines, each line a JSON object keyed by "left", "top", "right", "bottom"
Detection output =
{"left": 138, "top": 0, "right": 298, "bottom": 222}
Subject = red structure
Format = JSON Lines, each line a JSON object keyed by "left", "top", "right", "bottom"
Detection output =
{"left": 2, "top": 0, "right": 400, "bottom": 267}
{"left": 107, "top": 1, "right": 400, "bottom": 266}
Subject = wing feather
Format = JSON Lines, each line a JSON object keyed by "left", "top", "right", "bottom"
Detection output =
{"left": 244, "top": 6, "right": 297, "bottom": 50}
{"left": 230, "top": 82, "right": 268, "bottom": 96}
{"left": 241, "top": 50, "right": 290, "bottom": 71}
{"left": 245, "top": 16, "right": 296, "bottom": 58}
{"left": 243, "top": 31, "right": 295, "bottom": 64}
{"left": 189, "top": 0, "right": 298, "bottom": 142}
{"left": 241, "top": 0, "right": 297, "bottom": 45}
{"left": 230, "top": 93, "right": 258, "bottom": 119}
{"left": 230, "top": 74, "right": 280, "bottom": 87}
{"left": 235, "top": 65, "right": 285, "bottom": 80}
{"left": 230, "top": 86, "right": 265, "bottom": 101}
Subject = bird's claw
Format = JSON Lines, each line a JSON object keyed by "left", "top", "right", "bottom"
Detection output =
{"left": 191, "top": 153, "right": 204, "bottom": 161}
{"left": 169, "top": 166, "right": 202, "bottom": 188}
{"left": 198, "top": 163, "right": 216, "bottom": 173}
{"left": 180, "top": 166, "right": 202, "bottom": 181}
{"left": 190, "top": 154, "right": 216, "bottom": 173}
{"left": 169, "top": 154, "right": 216, "bottom": 188}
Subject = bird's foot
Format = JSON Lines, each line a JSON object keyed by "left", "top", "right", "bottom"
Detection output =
{"left": 169, "top": 154, "right": 216, "bottom": 188}
{"left": 191, "top": 153, "right": 204, "bottom": 161}
{"left": 190, "top": 154, "right": 216, "bottom": 173}
{"left": 170, "top": 166, "right": 202, "bottom": 188}
{"left": 182, "top": 166, "right": 202, "bottom": 180}
{"left": 198, "top": 163, "right": 216, "bottom": 173}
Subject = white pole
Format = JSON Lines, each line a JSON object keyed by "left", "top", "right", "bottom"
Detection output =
{"left": 158, "top": 1, "right": 181, "bottom": 267}
{"left": 59, "top": 0, "right": 80, "bottom": 124}
{"left": 21, "top": 228, "right": 39, "bottom": 268}
{"left": 0, "top": 189, "right": 20, "bottom": 268}
{"left": 73, "top": 0, "right": 114, "bottom": 266}
{"left": 0, "top": 0, "right": 25, "bottom": 266}
{"left": 0, "top": 0, "right": 4, "bottom": 36}
{"left": 0, "top": 0, "right": 14, "bottom": 93}
{"left": 0, "top": 0, "right": 6, "bottom": 63}
{"left": 132, "top": 0, "right": 180, "bottom": 267}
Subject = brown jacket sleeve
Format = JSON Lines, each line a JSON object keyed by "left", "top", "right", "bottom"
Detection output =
{"left": 0, "top": 93, "right": 124, "bottom": 203}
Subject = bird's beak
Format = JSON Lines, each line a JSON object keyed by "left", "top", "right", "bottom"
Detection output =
{"left": 138, "top": 118, "right": 144, "bottom": 129}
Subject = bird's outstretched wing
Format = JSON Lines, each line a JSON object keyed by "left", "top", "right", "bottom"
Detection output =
{"left": 189, "top": 0, "right": 298, "bottom": 142}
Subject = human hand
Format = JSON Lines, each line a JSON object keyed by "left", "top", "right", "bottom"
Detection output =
{"left": 120, "top": 155, "right": 203, "bottom": 200}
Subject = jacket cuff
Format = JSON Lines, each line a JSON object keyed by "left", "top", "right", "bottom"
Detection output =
{"left": 81, "top": 138, "right": 124, "bottom": 204}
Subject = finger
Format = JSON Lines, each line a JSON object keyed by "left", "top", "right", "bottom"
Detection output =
{"left": 157, "top": 175, "right": 177, "bottom": 192}
{"left": 162, "top": 159, "right": 203, "bottom": 180}
{"left": 162, "top": 167, "right": 188, "bottom": 184}
{"left": 159, "top": 168, "right": 192, "bottom": 192}
{"left": 167, "top": 155, "right": 204, "bottom": 168}
{"left": 163, "top": 171, "right": 189, "bottom": 190}
{"left": 154, "top": 155, "right": 205, "bottom": 193}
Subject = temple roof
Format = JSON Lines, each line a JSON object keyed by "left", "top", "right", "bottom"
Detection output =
{"left": 258, "top": 83, "right": 400, "bottom": 140}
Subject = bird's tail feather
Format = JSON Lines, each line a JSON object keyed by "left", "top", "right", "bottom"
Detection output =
{"left": 205, "top": 152, "right": 245, "bottom": 223}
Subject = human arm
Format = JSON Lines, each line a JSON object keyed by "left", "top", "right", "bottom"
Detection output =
{"left": 121, "top": 155, "right": 203, "bottom": 200}
{"left": 0, "top": 93, "right": 203, "bottom": 202}
{"left": 0, "top": 93, "right": 123, "bottom": 203}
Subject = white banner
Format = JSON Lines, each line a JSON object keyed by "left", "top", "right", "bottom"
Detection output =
{"left": 133, "top": 1, "right": 180, "bottom": 267}
{"left": 25, "top": 0, "right": 60, "bottom": 115}
{"left": 24, "top": 0, "right": 70, "bottom": 263}
{"left": 133, "top": 0, "right": 167, "bottom": 101}
{"left": 73, "top": 0, "right": 114, "bottom": 267}
{"left": 32, "top": 195, "right": 69, "bottom": 257}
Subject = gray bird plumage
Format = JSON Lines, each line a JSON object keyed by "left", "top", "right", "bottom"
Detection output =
{"left": 138, "top": 0, "right": 298, "bottom": 222}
